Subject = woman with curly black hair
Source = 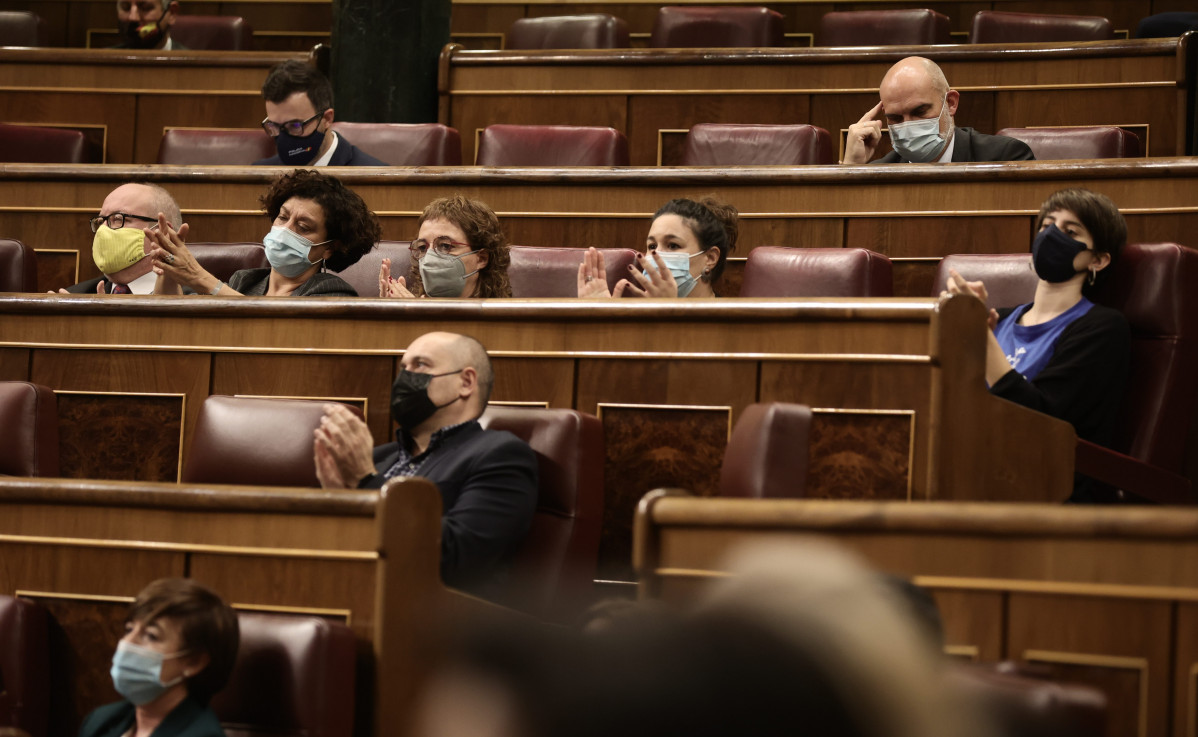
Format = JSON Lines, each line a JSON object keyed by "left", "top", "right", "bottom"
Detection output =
{"left": 150, "top": 169, "right": 380, "bottom": 297}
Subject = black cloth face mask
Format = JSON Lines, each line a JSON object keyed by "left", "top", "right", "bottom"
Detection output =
{"left": 390, "top": 368, "right": 462, "bottom": 431}
{"left": 1032, "top": 224, "right": 1090, "bottom": 283}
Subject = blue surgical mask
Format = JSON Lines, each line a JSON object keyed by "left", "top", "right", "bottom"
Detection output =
{"left": 263, "top": 225, "right": 330, "bottom": 278}
{"left": 888, "top": 92, "right": 949, "bottom": 163}
{"left": 110, "top": 640, "right": 188, "bottom": 706}
{"left": 418, "top": 247, "right": 482, "bottom": 298}
{"left": 274, "top": 128, "right": 326, "bottom": 166}
{"left": 647, "top": 250, "right": 708, "bottom": 297}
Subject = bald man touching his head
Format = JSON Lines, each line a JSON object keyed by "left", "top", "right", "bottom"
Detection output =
{"left": 843, "top": 56, "right": 1034, "bottom": 165}
{"left": 314, "top": 332, "right": 538, "bottom": 596}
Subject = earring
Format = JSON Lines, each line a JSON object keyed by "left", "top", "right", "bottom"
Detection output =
{"left": 700, "top": 267, "right": 712, "bottom": 283}
{"left": 1088, "top": 267, "right": 1096, "bottom": 286}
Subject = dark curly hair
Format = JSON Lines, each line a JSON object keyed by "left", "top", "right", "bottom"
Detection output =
{"left": 408, "top": 195, "right": 512, "bottom": 298}
{"left": 259, "top": 169, "right": 379, "bottom": 272}
{"left": 1035, "top": 188, "right": 1125, "bottom": 294}
{"left": 653, "top": 197, "right": 739, "bottom": 291}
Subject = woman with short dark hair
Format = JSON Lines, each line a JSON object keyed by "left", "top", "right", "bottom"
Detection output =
{"left": 79, "top": 578, "right": 240, "bottom": 737}
{"left": 150, "top": 169, "right": 380, "bottom": 297}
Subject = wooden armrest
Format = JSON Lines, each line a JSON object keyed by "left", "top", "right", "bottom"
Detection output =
{"left": 1075, "top": 440, "right": 1195, "bottom": 505}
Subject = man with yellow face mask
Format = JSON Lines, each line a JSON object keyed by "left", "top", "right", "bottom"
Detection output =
{"left": 64, "top": 183, "right": 185, "bottom": 294}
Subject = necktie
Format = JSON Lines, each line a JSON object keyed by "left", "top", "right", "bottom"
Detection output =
{"left": 110, "top": 283, "right": 131, "bottom": 294}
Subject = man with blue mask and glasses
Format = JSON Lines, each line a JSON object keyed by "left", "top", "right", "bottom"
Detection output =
{"left": 842, "top": 56, "right": 1034, "bottom": 165}
{"left": 254, "top": 61, "right": 386, "bottom": 167}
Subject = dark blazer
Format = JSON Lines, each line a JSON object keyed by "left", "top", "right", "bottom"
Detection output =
{"left": 227, "top": 268, "right": 357, "bottom": 296}
{"left": 363, "top": 421, "right": 539, "bottom": 594}
{"left": 253, "top": 135, "right": 387, "bottom": 167}
{"left": 66, "top": 277, "right": 114, "bottom": 294}
{"left": 79, "top": 697, "right": 224, "bottom": 737}
{"left": 875, "top": 126, "right": 1035, "bottom": 163}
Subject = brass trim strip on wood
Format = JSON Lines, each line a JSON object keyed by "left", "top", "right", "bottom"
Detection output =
{"left": 0, "top": 534, "right": 377, "bottom": 561}
{"left": 449, "top": 82, "right": 1174, "bottom": 96}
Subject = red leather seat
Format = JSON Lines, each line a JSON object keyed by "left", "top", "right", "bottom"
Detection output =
{"left": 994, "top": 127, "right": 1142, "bottom": 160}
{"left": 969, "top": 11, "right": 1114, "bottom": 44}
{"left": 508, "top": 245, "right": 638, "bottom": 297}
{"left": 478, "top": 406, "right": 604, "bottom": 620}
{"left": 740, "top": 247, "right": 893, "bottom": 297}
{"left": 336, "top": 241, "right": 410, "bottom": 298}
{"left": 0, "top": 123, "right": 99, "bottom": 164}
{"left": 476, "top": 125, "right": 629, "bottom": 166}
{"left": 329, "top": 122, "right": 461, "bottom": 166}
{"left": 182, "top": 396, "right": 363, "bottom": 487}
{"left": 952, "top": 661, "right": 1107, "bottom": 737}
{"left": 0, "top": 596, "right": 48, "bottom": 737}
{"left": 210, "top": 613, "right": 356, "bottom": 737}
{"left": 0, "top": 239, "right": 37, "bottom": 292}
{"left": 189, "top": 243, "right": 270, "bottom": 281}
{"left": 0, "top": 11, "right": 43, "bottom": 46}
{"left": 0, "top": 382, "right": 59, "bottom": 478}
{"left": 507, "top": 14, "right": 630, "bottom": 49}
{"left": 816, "top": 9, "right": 951, "bottom": 46}
{"left": 932, "top": 254, "right": 1037, "bottom": 310}
{"left": 156, "top": 129, "right": 276, "bottom": 165}
{"left": 680, "top": 124, "right": 835, "bottom": 166}
{"left": 171, "top": 15, "right": 254, "bottom": 50}
{"left": 719, "top": 403, "right": 812, "bottom": 498}
{"left": 650, "top": 6, "right": 784, "bottom": 48}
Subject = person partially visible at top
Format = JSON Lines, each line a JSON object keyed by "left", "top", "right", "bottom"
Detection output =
{"left": 577, "top": 197, "right": 738, "bottom": 299}
{"left": 114, "top": 0, "right": 184, "bottom": 50}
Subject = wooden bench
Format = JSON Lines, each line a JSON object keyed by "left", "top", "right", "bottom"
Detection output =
{"left": 634, "top": 494, "right": 1198, "bottom": 737}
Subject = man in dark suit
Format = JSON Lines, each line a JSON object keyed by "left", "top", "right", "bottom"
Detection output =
{"left": 253, "top": 61, "right": 387, "bottom": 167}
{"left": 114, "top": 0, "right": 185, "bottom": 50}
{"left": 843, "top": 56, "right": 1034, "bottom": 165}
{"left": 313, "top": 332, "right": 538, "bottom": 594}
{"left": 64, "top": 183, "right": 184, "bottom": 295}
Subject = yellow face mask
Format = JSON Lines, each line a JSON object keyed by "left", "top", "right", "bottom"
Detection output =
{"left": 92, "top": 224, "right": 148, "bottom": 276}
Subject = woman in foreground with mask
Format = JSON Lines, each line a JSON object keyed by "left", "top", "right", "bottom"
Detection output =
{"left": 946, "top": 188, "right": 1130, "bottom": 502}
{"left": 577, "top": 197, "right": 738, "bottom": 298}
{"left": 378, "top": 195, "right": 512, "bottom": 299}
{"left": 150, "top": 169, "right": 380, "bottom": 296}
{"left": 80, "top": 578, "right": 239, "bottom": 737}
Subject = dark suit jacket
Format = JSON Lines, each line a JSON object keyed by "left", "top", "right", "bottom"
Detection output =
{"left": 875, "top": 126, "right": 1035, "bottom": 163}
{"left": 66, "top": 277, "right": 114, "bottom": 294}
{"left": 113, "top": 38, "right": 189, "bottom": 50}
{"left": 253, "top": 135, "right": 387, "bottom": 167}
{"left": 363, "top": 421, "right": 539, "bottom": 594}
{"left": 79, "top": 697, "right": 224, "bottom": 737}
{"left": 227, "top": 268, "right": 357, "bottom": 296}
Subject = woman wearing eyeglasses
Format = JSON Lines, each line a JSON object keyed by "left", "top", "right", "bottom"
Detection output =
{"left": 150, "top": 169, "right": 380, "bottom": 297}
{"left": 379, "top": 195, "right": 512, "bottom": 299}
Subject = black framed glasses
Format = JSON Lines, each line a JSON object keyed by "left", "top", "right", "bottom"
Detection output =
{"left": 89, "top": 212, "right": 158, "bottom": 233}
{"left": 260, "top": 110, "right": 327, "bottom": 138}
{"left": 409, "top": 237, "right": 473, "bottom": 260}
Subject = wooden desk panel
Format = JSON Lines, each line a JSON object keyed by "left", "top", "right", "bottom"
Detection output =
{"left": 0, "top": 48, "right": 302, "bottom": 164}
{"left": 1, "top": 160, "right": 1195, "bottom": 292}
{"left": 441, "top": 37, "right": 1194, "bottom": 164}
{"left": 634, "top": 497, "right": 1198, "bottom": 737}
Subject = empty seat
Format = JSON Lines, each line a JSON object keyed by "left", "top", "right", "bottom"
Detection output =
{"left": 816, "top": 9, "right": 951, "bottom": 46}
{"left": 476, "top": 125, "right": 629, "bottom": 167}
{"left": 952, "top": 661, "right": 1107, "bottom": 736}
{"left": 994, "top": 127, "right": 1142, "bottom": 160}
{"left": 0, "top": 123, "right": 99, "bottom": 164}
{"left": 0, "top": 239, "right": 37, "bottom": 292}
{"left": 680, "top": 124, "right": 835, "bottom": 166}
{"left": 932, "top": 254, "right": 1036, "bottom": 310}
{"left": 156, "top": 129, "right": 276, "bottom": 166}
{"left": 478, "top": 406, "right": 604, "bottom": 619}
{"left": 171, "top": 15, "right": 254, "bottom": 50}
{"left": 336, "top": 241, "right": 411, "bottom": 298}
{"left": 650, "top": 6, "right": 784, "bottom": 48}
{"left": 211, "top": 613, "right": 355, "bottom": 737}
{"left": 739, "top": 247, "right": 893, "bottom": 297}
{"left": 719, "top": 403, "right": 813, "bottom": 498}
{"left": 969, "top": 11, "right": 1115, "bottom": 44}
{"left": 0, "top": 382, "right": 58, "bottom": 478}
{"left": 0, "top": 596, "right": 49, "bottom": 737}
{"left": 507, "top": 14, "right": 630, "bottom": 49}
{"left": 0, "top": 11, "right": 43, "bottom": 46}
{"left": 329, "top": 122, "right": 461, "bottom": 166}
{"left": 182, "top": 396, "right": 363, "bottom": 487}
{"left": 189, "top": 243, "right": 270, "bottom": 282}
{"left": 508, "top": 245, "right": 638, "bottom": 297}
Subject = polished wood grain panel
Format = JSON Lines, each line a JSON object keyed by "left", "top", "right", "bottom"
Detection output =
{"left": 930, "top": 589, "right": 1004, "bottom": 663}
{"left": 56, "top": 392, "right": 183, "bottom": 482}
{"left": 577, "top": 358, "right": 756, "bottom": 415}
{"left": 845, "top": 215, "right": 1030, "bottom": 258}
{"left": 491, "top": 357, "right": 575, "bottom": 409}
{"left": 892, "top": 260, "right": 938, "bottom": 300}
{"left": 1172, "top": 602, "right": 1198, "bottom": 737}
{"left": 806, "top": 410, "right": 912, "bottom": 500}
{"left": 35, "top": 250, "right": 81, "bottom": 294}
{"left": 0, "top": 347, "right": 30, "bottom": 381}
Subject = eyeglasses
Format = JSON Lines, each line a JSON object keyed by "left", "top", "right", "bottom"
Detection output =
{"left": 409, "top": 237, "right": 473, "bottom": 260}
{"left": 260, "top": 110, "right": 327, "bottom": 138}
{"left": 90, "top": 212, "right": 159, "bottom": 233}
